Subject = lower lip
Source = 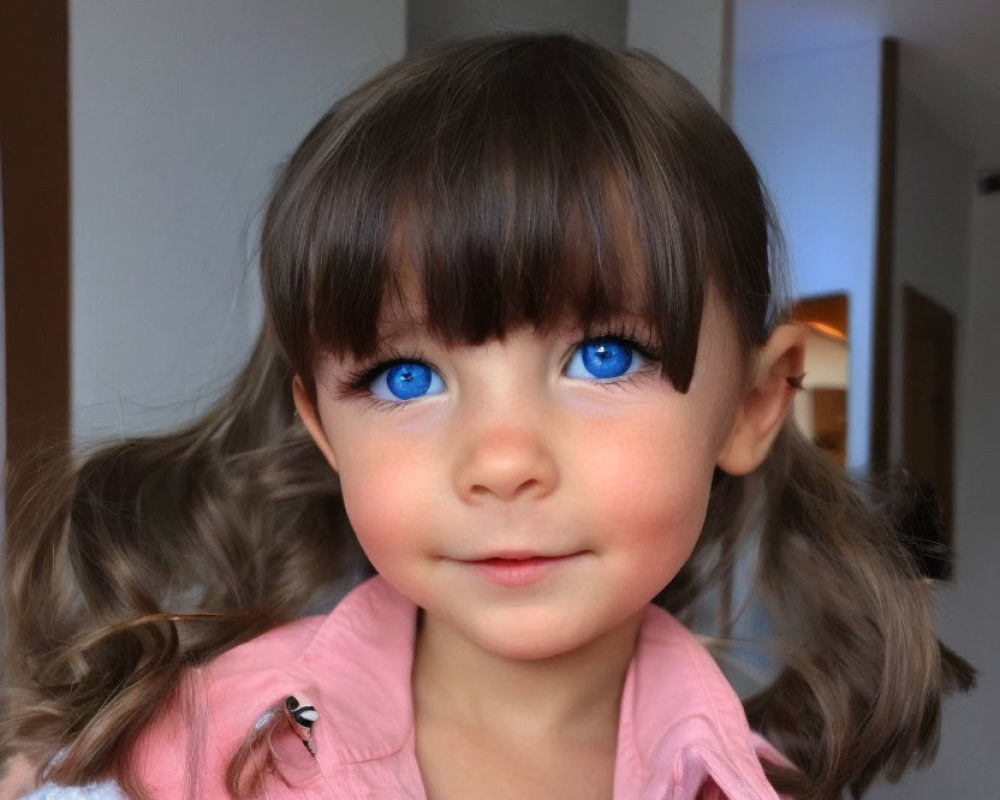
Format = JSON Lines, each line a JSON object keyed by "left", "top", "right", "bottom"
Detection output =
{"left": 466, "top": 554, "right": 581, "bottom": 587}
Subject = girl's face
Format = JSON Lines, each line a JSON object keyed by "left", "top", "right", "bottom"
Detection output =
{"left": 298, "top": 289, "right": 751, "bottom": 661}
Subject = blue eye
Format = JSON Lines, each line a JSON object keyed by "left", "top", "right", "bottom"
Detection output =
{"left": 370, "top": 361, "right": 445, "bottom": 402}
{"left": 565, "top": 337, "right": 644, "bottom": 380}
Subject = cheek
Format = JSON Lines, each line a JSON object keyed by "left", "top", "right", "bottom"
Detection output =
{"left": 574, "top": 408, "right": 716, "bottom": 556}
{"left": 334, "top": 443, "right": 437, "bottom": 564}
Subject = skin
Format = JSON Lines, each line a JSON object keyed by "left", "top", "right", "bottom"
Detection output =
{"left": 294, "top": 289, "right": 804, "bottom": 797}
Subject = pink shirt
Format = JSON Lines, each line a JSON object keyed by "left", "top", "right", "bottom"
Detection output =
{"left": 133, "top": 576, "right": 789, "bottom": 799}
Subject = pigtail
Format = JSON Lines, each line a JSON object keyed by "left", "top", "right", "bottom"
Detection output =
{"left": 698, "top": 423, "right": 974, "bottom": 799}
{"left": 1, "top": 329, "right": 366, "bottom": 797}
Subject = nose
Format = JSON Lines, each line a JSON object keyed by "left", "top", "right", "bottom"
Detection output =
{"left": 452, "top": 416, "right": 560, "bottom": 504}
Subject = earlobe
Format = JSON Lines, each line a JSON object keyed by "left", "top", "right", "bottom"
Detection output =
{"left": 292, "top": 375, "right": 339, "bottom": 472}
{"left": 716, "top": 323, "right": 806, "bottom": 476}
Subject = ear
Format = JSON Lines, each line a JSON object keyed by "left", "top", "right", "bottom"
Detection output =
{"left": 716, "top": 323, "right": 806, "bottom": 476}
{"left": 292, "top": 375, "right": 339, "bottom": 472}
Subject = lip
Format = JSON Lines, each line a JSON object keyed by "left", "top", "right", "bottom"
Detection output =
{"left": 462, "top": 552, "right": 583, "bottom": 588}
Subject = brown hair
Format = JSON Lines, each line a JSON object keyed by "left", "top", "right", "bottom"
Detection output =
{"left": 2, "top": 33, "right": 972, "bottom": 800}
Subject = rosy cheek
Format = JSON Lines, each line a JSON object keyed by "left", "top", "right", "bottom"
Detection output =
{"left": 337, "top": 455, "right": 426, "bottom": 557}
{"left": 576, "top": 415, "right": 712, "bottom": 540}
{"left": 608, "top": 477, "right": 708, "bottom": 546}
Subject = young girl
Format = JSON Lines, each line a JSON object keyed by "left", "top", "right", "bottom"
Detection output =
{"left": 1, "top": 33, "right": 973, "bottom": 800}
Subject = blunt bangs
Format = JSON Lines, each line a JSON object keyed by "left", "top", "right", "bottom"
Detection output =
{"left": 261, "top": 34, "right": 774, "bottom": 394}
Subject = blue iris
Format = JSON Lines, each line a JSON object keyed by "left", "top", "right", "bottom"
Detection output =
{"left": 371, "top": 361, "right": 444, "bottom": 401}
{"left": 565, "top": 338, "right": 637, "bottom": 380}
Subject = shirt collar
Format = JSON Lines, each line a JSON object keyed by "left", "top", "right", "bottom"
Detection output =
{"left": 296, "top": 576, "right": 781, "bottom": 800}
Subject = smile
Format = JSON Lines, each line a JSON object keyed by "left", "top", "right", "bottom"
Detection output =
{"left": 462, "top": 552, "right": 583, "bottom": 588}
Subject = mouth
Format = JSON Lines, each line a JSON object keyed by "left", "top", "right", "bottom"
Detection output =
{"left": 460, "top": 551, "right": 584, "bottom": 588}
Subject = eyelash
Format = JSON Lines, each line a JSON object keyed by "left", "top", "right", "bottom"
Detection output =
{"left": 338, "top": 347, "right": 435, "bottom": 410}
{"left": 336, "top": 326, "right": 663, "bottom": 410}
{"left": 568, "top": 325, "right": 662, "bottom": 385}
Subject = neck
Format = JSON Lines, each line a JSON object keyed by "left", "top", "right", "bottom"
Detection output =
{"left": 411, "top": 608, "right": 643, "bottom": 749}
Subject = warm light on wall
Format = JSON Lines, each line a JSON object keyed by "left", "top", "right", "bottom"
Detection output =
{"left": 803, "top": 320, "right": 847, "bottom": 341}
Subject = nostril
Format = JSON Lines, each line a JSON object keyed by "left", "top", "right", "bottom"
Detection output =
{"left": 467, "top": 476, "right": 546, "bottom": 502}
{"left": 471, "top": 478, "right": 540, "bottom": 497}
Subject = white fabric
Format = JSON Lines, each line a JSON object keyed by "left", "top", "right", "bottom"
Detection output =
{"left": 18, "top": 782, "right": 124, "bottom": 800}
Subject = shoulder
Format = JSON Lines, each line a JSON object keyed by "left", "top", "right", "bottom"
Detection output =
{"left": 128, "top": 614, "right": 327, "bottom": 799}
{"left": 205, "top": 613, "right": 327, "bottom": 679}
{"left": 132, "top": 577, "right": 411, "bottom": 799}
{"left": 168, "top": 612, "right": 328, "bottom": 731}
{"left": 626, "top": 605, "right": 797, "bottom": 800}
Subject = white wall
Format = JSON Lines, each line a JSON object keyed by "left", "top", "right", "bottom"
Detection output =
{"left": 866, "top": 190, "right": 1000, "bottom": 800}
{"left": 732, "top": 41, "right": 883, "bottom": 469}
{"left": 408, "top": 0, "right": 627, "bottom": 51}
{"left": 861, "top": 60, "right": 989, "bottom": 800}
{"left": 627, "top": 0, "right": 731, "bottom": 113}
{"left": 887, "top": 89, "right": 974, "bottom": 461}
{"left": 940, "top": 188, "right": 1000, "bottom": 798}
{"left": 70, "top": 1, "right": 406, "bottom": 441}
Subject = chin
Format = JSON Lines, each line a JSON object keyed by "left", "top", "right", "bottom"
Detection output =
{"left": 461, "top": 610, "right": 601, "bottom": 662}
